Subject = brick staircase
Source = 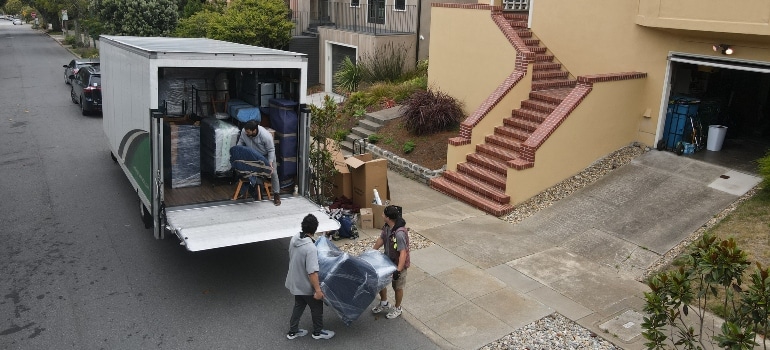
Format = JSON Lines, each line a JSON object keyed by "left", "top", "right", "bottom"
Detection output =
{"left": 430, "top": 13, "right": 578, "bottom": 216}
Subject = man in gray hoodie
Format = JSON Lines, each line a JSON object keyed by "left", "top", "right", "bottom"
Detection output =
{"left": 285, "top": 214, "right": 335, "bottom": 340}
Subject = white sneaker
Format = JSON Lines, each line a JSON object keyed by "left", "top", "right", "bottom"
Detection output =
{"left": 386, "top": 306, "right": 402, "bottom": 319}
{"left": 286, "top": 329, "right": 307, "bottom": 340}
{"left": 372, "top": 301, "right": 390, "bottom": 314}
{"left": 311, "top": 329, "right": 335, "bottom": 340}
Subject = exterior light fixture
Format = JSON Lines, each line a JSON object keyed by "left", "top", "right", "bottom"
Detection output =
{"left": 712, "top": 44, "right": 734, "bottom": 55}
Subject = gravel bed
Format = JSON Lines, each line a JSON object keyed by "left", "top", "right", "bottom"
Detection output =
{"left": 334, "top": 228, "right": 434, "bottom": 257}
{"left": 479, "top": 313, "right": 619, "bottom": 350}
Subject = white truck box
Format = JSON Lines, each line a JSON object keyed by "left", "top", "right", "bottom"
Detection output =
{"left": 100, "top": 36, "right": 338, "bottom": 251}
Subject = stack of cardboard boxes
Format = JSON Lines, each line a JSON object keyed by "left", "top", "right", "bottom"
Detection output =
{"left": 329, "top": 142, "right": 390, "bottom": 230}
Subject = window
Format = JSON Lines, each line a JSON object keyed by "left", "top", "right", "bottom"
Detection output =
{"left": 503, "top": 0, "right": 529, "bottom": 11}
{"left": 367, "top": 0, "right": 385, "bottom": 24}
{"left": 351, "top": 0, "right": 359, "bottom": 7}
{"left": 394, "top": 0, "right": 405, "bottom": 11}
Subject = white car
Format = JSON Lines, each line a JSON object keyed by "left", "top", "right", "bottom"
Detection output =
{"left": 13, "top": 19, "right": 22, "bottom": 25}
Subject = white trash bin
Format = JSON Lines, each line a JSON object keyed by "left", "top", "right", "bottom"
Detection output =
{"left": 707, "top": 125, "right": 728, "bottom": 151}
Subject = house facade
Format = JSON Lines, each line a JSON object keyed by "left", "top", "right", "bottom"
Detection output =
{"left": 428, "top": 0, "right": 770, "bottom": 215}
{"left": 289, "top": 0, "right": 477, "bottom": 88}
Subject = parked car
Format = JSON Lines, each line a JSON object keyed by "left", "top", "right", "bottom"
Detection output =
{"left": 70, "top": 66, "right": 102, "bottom": 115}
{"left": 13, "top": 19, "right": 22, "bottom": 25}
{"left": 63, "top": 58, "right": 99, "bottom": 85}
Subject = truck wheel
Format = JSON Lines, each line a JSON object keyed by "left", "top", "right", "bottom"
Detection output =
{"left": 81, "top": 98, "right": 88, "bottom": 116}
{"left": 140, "top": 202, "right": 153, "bottom": 229}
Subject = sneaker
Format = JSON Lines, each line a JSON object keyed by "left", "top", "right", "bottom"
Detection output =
{"left": 286, "top": 329, "right": 307, "bottom": 340}
{"left": 372, "top": 301, "right": 390, "bottom": 314}
{"left": 386, "top": 306, "right": 402, "bottom": 319}
{"left": 311, "top": 329, "right": 335, "bottom": 340}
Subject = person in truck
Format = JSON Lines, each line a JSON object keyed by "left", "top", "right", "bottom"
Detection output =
{"left": 231, "top": 120, "right": 281, "bottom": 206}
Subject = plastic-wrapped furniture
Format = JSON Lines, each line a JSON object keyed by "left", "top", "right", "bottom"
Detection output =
{"left": 315, "top": 236, "right": 396, "bottom": 326}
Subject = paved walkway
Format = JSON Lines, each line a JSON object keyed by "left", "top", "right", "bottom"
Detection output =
{"left": 355, "top": 150, "right": 760, "bottom": 349}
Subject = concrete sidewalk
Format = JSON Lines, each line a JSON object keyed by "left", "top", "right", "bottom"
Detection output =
{"left": 360, "top": 150, "right": 760, "bottom": 349}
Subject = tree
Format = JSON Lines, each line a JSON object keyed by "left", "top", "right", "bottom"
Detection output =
{"left": 207, "top": 0, "right": 293, "bottom": 49}
{"left": 5, "top": 0, "right": 22, "bottom": 15}
{"left": 173, "top": 8, "right": 213, "bottom": 38}
{"left": 96, "top": 0, "right": 178, "bottom": 36}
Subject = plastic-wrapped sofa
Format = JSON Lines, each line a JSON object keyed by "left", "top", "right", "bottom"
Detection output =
{"left": 315, "top": 236, "right": 396, "bottom": 326}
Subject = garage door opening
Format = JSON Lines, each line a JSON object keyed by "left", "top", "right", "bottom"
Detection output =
{"left": 325, "top": 42, "right": 357, "bottom": 93}
{"left": 661, "top": 54, "right": 770, "bottom": 174}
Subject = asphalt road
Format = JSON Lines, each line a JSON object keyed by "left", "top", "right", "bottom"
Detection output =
{"left": 0, "top": 22, "right": 437, "bottom": 349}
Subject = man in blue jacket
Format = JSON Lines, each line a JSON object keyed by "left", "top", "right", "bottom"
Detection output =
{"left": 285, "top": 214, "right": 335, "bottom": 340}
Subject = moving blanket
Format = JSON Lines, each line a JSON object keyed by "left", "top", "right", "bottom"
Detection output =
{"left": 227, "top": 99, "right": 261, "bottom": 123}
{"left": 315, "top": 236, "right": 396, "bottom": 326}
{"left": 229, "top": 145, "right": 272, "bottom": 178}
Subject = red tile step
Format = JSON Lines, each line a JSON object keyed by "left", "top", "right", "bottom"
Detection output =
{"left": 467, "top": 152, "right": 510, "bottom": 175}
{"left": 494, "top": 124, "right": 530, "bottom": 142}
{"left": 533, "top": 62, "right": 562, "bottom": 71}
{"left": 529, "top": 88, "right": 573, "bottom": 103}
{"left": 532, "top": 78, "right": 576, "bottom": 91}
{"left": 430, "top": 176, "right": 515, "bottom": 216}
{"left": 485, "top": 134, "right": 524, "bottom": 153}
{"left": 532, "top": 69, "right": 569, "bottom": 81}
{"left": 441, "top": 171, "right": 511, "bottom": 203}
{"left": 502, "top": 13, "right": 528, "bottom": 21}
{"left": 457, "top": 162, "right": 507, "bottom": 189}
{"left": 511, "top": 108, "right": 549, "bottom": 123}
{"left": 502, "top": 117, "right": 540, "bottom": 132}
{"left": 521, "top": 99, "right": 558, "bottom": 114}
{"left": 476, "top": 143, "right": 521, "bottom": 163}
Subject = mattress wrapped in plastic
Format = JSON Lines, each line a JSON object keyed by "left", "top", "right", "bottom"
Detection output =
{"left": 315, "top": 236, "right": 396, "bottom": 326}
{"left": 163, "top": 122, "right": 201, "bottom": 188}
{"left": 200, "top": 118, "right": 239, "bottom": 177}
{"left": 227, "top": 99, "right": 261, "bottom": 123}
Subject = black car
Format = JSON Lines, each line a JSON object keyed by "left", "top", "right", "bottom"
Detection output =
{"left": 63, "top": 58, "right": 99, "bottom": 85}
{"left": 70, "top": 66, "right": 102, "bottom": 115}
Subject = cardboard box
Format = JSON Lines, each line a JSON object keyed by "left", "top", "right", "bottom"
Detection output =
{"left": 359, "top": 208, "right": 373, "bottom": 229}
{"left": 327, "top": 141, "right": 352, "bottom": 199}
{"left": 344, "top": 153, "right": 389, "bottom": 209}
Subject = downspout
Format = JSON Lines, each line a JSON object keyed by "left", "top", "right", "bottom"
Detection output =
{"left": 415, "top": 0, "right": 422, "bottom": 64}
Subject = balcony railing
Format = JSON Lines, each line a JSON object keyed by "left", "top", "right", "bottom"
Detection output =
{"left": 291, "top": 2, "right": 417, "bottom": 36}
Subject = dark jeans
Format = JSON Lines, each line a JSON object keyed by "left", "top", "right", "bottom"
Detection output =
{"left": 289, "top": 295, "right": 323, "bottom": 334}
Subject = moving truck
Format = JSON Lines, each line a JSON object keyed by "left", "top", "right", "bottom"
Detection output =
{"left": 100, "top": 36, "right": 339, "bottom": 251}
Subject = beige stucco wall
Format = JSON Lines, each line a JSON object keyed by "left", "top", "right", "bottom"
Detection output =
{"left": 427, "top": 6, "right": 518, "bottom": 116}
{"left": 637, "top": 0, "right": 770, "bottom": 35}
{"left": 318, "top": 28, "right": 416, "bottom": 91}
{"left": 531, "top": 0, "right": 770, "bottom": 147}
{"left": 417, "top": 0, "right": 478, "bottom": 61}
{"left": 507, "top": 79, "right": 647, "bottom": 204}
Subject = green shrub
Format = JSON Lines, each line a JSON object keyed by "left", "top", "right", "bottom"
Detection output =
{"left": 333, "top": 56, "right": 362, "bottom": 94}
{"left": 64, "top": 35, "right": 77, "bottom": 46}
{"left": 401, "top": 89, "right": 464, "bottom": 136}
{"left": 332, "top": 129, "right": 349, "bottom": 142}
{"left": 368, "top": 134, "right": 381, "bottom": 144}
{"left": 402, "top": 140, "right": 416, "bottom": 154}
{"left": 359, "top": 42, "right": 409, "bottom": 83}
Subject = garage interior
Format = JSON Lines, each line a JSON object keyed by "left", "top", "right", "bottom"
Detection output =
{"left": 664, "top": 56, "right": 770, "bottom": 175}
